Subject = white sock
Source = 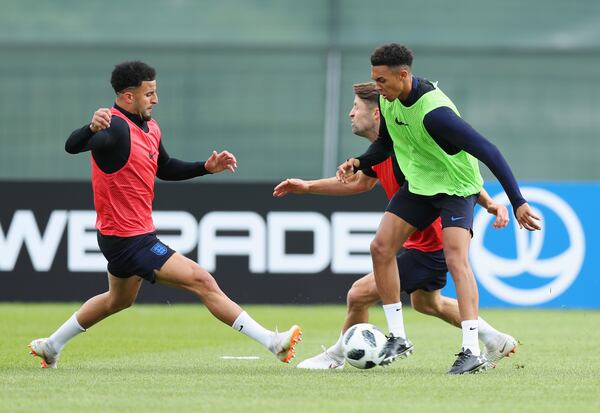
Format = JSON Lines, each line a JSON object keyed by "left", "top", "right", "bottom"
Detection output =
{"left": 231, "top": 311, "right": 273, "bottom": 349}
{"left": 383, "top": 302, "right": 406, "bottom": 339}
{"left": 327, "top": 333, "right": 344, "bottom": 358}
{"left": 48, "top": 313, "right": 85, "bottom": 353}
{"left": 461, "top": 319, "right": 480, "bottom": 356}
{"left": 478, "top": 316, "right": 501, "bottom": 346}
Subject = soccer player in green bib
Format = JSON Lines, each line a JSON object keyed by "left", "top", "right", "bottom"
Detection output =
{"left": 337, "top": 44, "right": 541, "bottom": 374}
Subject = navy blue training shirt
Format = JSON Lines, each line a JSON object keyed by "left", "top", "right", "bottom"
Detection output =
{"left": 356, "top": 76, "right": 526, "bottom": 210}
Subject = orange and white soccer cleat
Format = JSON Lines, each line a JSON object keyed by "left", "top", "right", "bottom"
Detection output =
{"left": 269, "top": 325, "right": 302, "bottom": 364}
{"left": 483, "top": 333, "right": 518, "bottom": 368}
{"left": 28, "top": 338, "right": 59, "bottom": 369}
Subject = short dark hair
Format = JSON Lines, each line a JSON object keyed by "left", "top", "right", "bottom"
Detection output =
{"left": 353, "top": 82, "right": 379, "bottom": 106}
{"left": 370, "top": 43, "right": 413, "bottom": 68}
{"left": 110, "top": 61, "right": 156, "bottom": 94}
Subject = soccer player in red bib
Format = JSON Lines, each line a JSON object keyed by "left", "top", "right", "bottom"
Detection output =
{"left": 273, "top": 83, "right": 517, "bottom": 370}
{"left": 29, "top": 61, "right": 301, "bottom": 368}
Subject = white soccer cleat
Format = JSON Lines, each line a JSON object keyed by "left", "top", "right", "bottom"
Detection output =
{"left": 269, "top": 325, "right": 302, "bottom": 364}
{"left": 28, "top": 338, "right": 59, "bottom": 369}
{"left": 297, "top": 347, "right": 345, "bottom": 370}
{"left": 483, "top": 333, "right": 518, "bottom": 367}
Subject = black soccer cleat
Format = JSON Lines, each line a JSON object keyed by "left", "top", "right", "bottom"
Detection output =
{"left": 379, "top": 334, "right": 414, "bottom": 366}
{"left": 448, "top": 348, "right": 489, "bottom": 375}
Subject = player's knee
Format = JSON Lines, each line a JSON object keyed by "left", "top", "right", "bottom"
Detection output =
{"left": 370, "top": 238, "right": 394, "bottom": 261}
{"left": 444, "top": 253, "right": 470, "bottom": 277}
{"left": 189, "top": 266, "right": 220, "bottom": 295}
{"left": 347, "top": 285, "right": 369, "bottom": 310}
{"left": 107, "top": 296, "right": 135, "bottom": 313}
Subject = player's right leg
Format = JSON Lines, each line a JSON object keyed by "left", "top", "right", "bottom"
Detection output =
{"left": 370, "top": 212, "right": 413, "bottom": 308}
{"left": 297, "top": 273, "right": 380, "bottom": 369}
{"left": 154, "top": 252, "right": 301, "bottom": 363}
{"left": 370, "top": 212, "right": 416, "bottom": 364}
{"left": 77, "top": 273, "right": 143, "bottom": 328}
{"left": 372, "top": 186, "right": 441, "bottom": 365}
{"left": 29, "top": 273, "right": 142, "bottom": 368}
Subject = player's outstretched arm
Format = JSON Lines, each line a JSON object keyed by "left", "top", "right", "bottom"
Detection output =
{"left": 478, "top": 187, "right": 509, "bottom": 229}
{"left": 273, "top": 178, "right": 310, "bottom": 197}
{"left": 424, "top": 108, "right": 527, "bottom": 212}
{"left": 515, "top": 203, "right": 542, "bottom": 231}
{"left": 273, "top": 172, "right": 376, "bottom": 197}
{"left": 205, "top": 150, "right": 238, "bottom": 174}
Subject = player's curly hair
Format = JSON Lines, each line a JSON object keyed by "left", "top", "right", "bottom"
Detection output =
{"left": 353, "top": 83, "right": 379, "bottom": 106}
{"left": 370, "top": 43, "right": 413, "bottom": 68}
{"left": 110, "top": 61, "right": 156, "bottom": 94}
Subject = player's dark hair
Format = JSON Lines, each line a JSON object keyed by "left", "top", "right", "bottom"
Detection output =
{"left": 353, "top": 82, "right": 379, "bottom": 106}
{"left": 370, "top": 43, "right": 413, "bottom": 68}
{"left": 110, "top": 61, "right": 156, "bottom": 94}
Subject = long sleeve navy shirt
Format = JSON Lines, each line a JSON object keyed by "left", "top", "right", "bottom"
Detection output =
{"left": 65, "top": 104, "right": 211, "bottom": 180}
{"left": 356, "top": 77, "right": 526, "bottom": 210}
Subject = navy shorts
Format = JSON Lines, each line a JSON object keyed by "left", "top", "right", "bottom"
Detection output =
{"left": 386, "top": 183, "right": 479, "bottom": 231}
{"left": 397, "top": 248, "right": 447, "bottom": 294}
{"left": 97, "top": 232, "right": 175, "bottom": 283}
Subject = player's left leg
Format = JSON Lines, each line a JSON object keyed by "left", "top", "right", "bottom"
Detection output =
{"left": 435, "top": 193, "right": 489, "bottom": 374}
{"left": 443, "top": 227, "right": 489, "bottom": 374}
{"left": 443, "top": 228, "right": 479, "bottom": 345}
{"left": 155, "top": 252, "right": 301, "bottom": 363}
{"left": 410, "top": 289, "right": 517, "bottom": 366}
{"left": 297, "top": 273, "right": 380, "bottom": 369}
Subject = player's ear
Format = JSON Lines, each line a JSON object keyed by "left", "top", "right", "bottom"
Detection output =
{"left": 121, "top": 91, "right": 133, "bottom": 104}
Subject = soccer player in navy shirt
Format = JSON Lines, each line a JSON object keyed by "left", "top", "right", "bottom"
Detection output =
{"left": 29, "top": 61, "right": 301, "bottom": 368}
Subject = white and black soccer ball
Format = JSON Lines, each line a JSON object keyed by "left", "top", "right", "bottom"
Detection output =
{"left": 342, "top": 323, "right": 387, "bottom": 369}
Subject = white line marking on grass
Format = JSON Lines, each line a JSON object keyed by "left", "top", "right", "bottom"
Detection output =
{"left": 220, "top": 356, "right": 261, "bottom": 360}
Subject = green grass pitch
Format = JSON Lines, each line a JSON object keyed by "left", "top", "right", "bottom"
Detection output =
{"left": 1, "top": 303, "right": 599, "bottom": 413}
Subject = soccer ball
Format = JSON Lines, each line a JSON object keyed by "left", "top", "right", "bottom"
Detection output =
{"left": 342, "top": 323, "right": 387, "bottom": 369}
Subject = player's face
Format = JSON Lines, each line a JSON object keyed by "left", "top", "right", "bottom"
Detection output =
{"left": 131, "top": 80, "right": 158, "bottom": 121}
{"left": 371, "top": 65, "right": 409, "bottom": 101}
{"left": 348, "top": 96, "right": 376, "bottom": 137}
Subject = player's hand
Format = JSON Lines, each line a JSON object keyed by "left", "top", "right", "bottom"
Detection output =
{"left": 90, "top": 108, "right": 112, "bottom": 133}
{"left": 486, "top": 202, "right": 509, "bottom": 229}
{"left": 205, "top": 150, "right": 238, "bottom": 174}
{"left": 515, "top": 202, "right": 542, "bottom": 231}
{"left": 273, "top": 178, "right": 309, "bottom": 197}
{"left": 336, "top": 158, "right": 357, "bottom": 184}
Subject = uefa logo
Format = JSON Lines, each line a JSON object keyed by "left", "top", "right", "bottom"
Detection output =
{"left": 471, "top": 187, "right": 585, "bottom": 305}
